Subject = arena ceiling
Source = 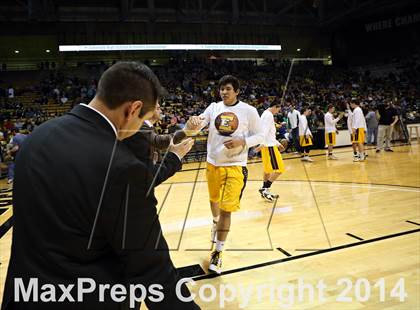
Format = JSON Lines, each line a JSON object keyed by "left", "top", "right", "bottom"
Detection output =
{"left": 0, "top": 0, "right": 417, "bottom": 27}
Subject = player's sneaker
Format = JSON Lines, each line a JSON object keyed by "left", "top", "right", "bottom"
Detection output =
{"left": 354, "top": 155, "right": 366, "bottom": 162}
{"left": 304, "top": 156, "right": 313, "bottom": 162}
{"left": 353, "top": 154, "right": 359, "bottom": 161}
{"left": 328, "top": 154, "right": 338, "bottom": 160}
{"left": 258, "top": 187, "right": 265, "bottom": 197}
{"left": 262, "top": 188, "right": 279, "bottom": 202}
{"left": 210, "top": 221, "right": 217, "bottom": 243}
{"left": 208, "top": 251, "right": 223, "bottom": 274}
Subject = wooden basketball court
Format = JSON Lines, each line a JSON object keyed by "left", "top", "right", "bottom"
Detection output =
{"left": 1, "top": 143, "right": 419, "bottom": 309}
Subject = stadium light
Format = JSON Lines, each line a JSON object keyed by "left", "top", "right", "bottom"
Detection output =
{"left": 46, "top": 49, "right": 51, "bottom": 53}
{"left": 297, "top": 48, "right": 301, "bottom": 52}
{"left": 14, "top": 50, "right": 19, "bottom": 54}
{"left": 58, "top": 44, "right": 282, "bottom": 52}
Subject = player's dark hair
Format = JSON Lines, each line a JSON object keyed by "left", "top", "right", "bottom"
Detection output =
{"left": 218, "top": 75, "right": 240, "bottom": 92}
{"left": 270, "top": 101, "right": 280, "bottom": 108}
{"left": 301, "top": 106, "right": 311, "bottom": 114}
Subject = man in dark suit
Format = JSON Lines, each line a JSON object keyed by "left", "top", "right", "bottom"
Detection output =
{"left": 2, "top": 62, "right": 199, "bottom": 309}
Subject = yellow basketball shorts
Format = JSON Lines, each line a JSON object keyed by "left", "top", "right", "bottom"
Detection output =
{"left": 206, "top": 163, "right": 248, "bottom": 212}
{"left": 325, "top": 132, "right": 336, "bottom": 146}
{"left": 299, "top": 135, "right": 313, "bottom": 147}
{"left": 351, "top": 128, "right": 365, "bottom": 144}
{"left": 261, "top": 146, "right": 285, "bottom": 174}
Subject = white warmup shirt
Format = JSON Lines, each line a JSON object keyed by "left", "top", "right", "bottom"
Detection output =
{"left": 287, "top": 109, "right": 300, "bottom": 129}
{"left": 346, "top": 109, "right": 354, "bottom": 134}
{"left": 199, "top": 101, "right": 264, "bottom": 166}
{"left": 324, "top": 112, "right": 340, "bottom": 133}
{"left": 298, "top": 114, "right": 312, "bottom": 136}
{"left": 261, "top": 109, "right": 280, "bottom": 147}
{"left": 352, "top": 106, "right": 367, "bottom": 131}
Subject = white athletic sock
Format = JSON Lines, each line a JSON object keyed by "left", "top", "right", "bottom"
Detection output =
{"left": 216, "top": 240, "right": 225, "bottom": 252}
{"left": 213, "top": 216, "right": 219, "bottom": 223}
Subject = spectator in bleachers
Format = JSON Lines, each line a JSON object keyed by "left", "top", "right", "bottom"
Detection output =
{"left": 1, "top": 56, "right": 419, "bottom": 150}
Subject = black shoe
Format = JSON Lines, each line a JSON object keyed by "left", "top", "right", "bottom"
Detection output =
{"left": 208, "top": 251, "right": 222, "bottom": 274}
{"left": 385, "top": 149, "right": 393, "bottom": 152}
{"left": 376, "top": 149, "right": 380, "bottom": 153}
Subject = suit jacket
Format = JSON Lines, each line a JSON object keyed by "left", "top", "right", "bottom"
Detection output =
{"left": 2, "top": 105, "right": 199, "bottom": 310}
{"left": 125, "top": 124, "right": 187, "bottom": 164}
{"left": 130, "top": 123, "right": 173, "bottom": 163}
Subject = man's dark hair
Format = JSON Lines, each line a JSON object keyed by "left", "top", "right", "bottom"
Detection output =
{"left": 327, "top": 104, "right": 334, "bottom": 110}
{"left": 351, "top": 98, "right": 359, "bottom": 105}
{"left": 218, "top": 75, "right": 240, "bottom": 92}
{"left": 96, "top": 61, "right": 163, "bottom": 116}
{"left": 270, "top": 100, "right": 280, "bottom": 108}
{"left": 301, "top": 106, "right": 311, "bottom": 114}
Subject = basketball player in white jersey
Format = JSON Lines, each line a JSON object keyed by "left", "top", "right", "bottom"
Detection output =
{"left": 186, "top": 75, "right": 264, "bottom": 274}
{"left": 346, "top": 102, "right": 358, "bottom": 160}
{"left": 255, "top": 102, "right": 285, "bottom": 201}
{"left": 324, "top": 104, "right": 343, "bottom": 160}
{"left": 298, "top": 107, "right": 313, "bottom": 162}
{"left": 350, "top": 100, "right": 367, "bottom": 161}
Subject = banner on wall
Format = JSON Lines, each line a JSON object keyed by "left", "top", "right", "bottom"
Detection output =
{"left": 365, "top": 12, "right": 420, "bottom": 32}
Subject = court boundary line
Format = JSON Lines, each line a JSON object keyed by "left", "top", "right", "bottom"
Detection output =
{"left": 161, "top": 179, "right": 420, "bottom": 190}
{"left": 193, "top": 228, "right": 420, "bottom": 281}
{"left": 406, "top": 220, "right": 420, "bottom": 226}
{"left": 0, "top": 215, "right": 13, "bottom": 240}
{"left": 346, "top": 233, "right": 364, "bottom": 241}
{"left": 179, "top": 142, "right": 413, "bottom": 172}
{"left": 1, "top": 180, "right": 418, "bottom": 241}
{"left": 276, "top": 247, "right": 292, "bottom": 257}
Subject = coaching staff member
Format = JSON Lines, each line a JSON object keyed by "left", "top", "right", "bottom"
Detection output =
{"left": 2, "top": 62, "right": 199, "bottom": 309}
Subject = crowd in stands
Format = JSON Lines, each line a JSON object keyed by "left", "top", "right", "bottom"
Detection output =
{"left": 1, "top": 56, "right": 419, "bottom": 173}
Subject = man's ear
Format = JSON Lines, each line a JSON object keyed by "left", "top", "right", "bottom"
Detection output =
{"left": 126, "top": 100, "right": 143, "bottom": 119}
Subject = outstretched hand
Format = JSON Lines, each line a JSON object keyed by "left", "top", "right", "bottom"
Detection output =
{"left": 168, "top": 138, "right": 195, "bottom": 159}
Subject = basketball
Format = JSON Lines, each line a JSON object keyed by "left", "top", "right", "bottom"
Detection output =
{"left": 214, "top": 112, "right": 239, "bottom": 136}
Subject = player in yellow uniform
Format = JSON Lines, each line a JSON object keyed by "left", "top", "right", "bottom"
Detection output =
{"left": 187, "top": 75, "right": 264, "bottom": 274}
{"left": 298, "top": 107, "right": 314, "bottom": 162}
{"left": 324, "top": 104, "right": 343, "bottom": 160}
{"left": 255, "top": 102, "right": 285, "bottom": 201}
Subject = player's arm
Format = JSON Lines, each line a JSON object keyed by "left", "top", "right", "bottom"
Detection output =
{"left": 244, "top": 108, "right": 264, "bottom": 148}
{"left": 261, "top": 114, "right": 271, "bottom": 140}
{"left": 303, "top": 117, "right": 311, "bottom": 138}
{"left": 185, "top": 103, "right": 213, "bottom": 135}
{"left": 254, "top": 144, "right": 263, "bottom": 153}
{"left": 333, "top": 113, "right": 343, "bottom": 123}
{"left": 352, "top": 111, "right": 360, "bottom": 133}
{"left": 304, "top": 128, "right": 312, "bottom": 138}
